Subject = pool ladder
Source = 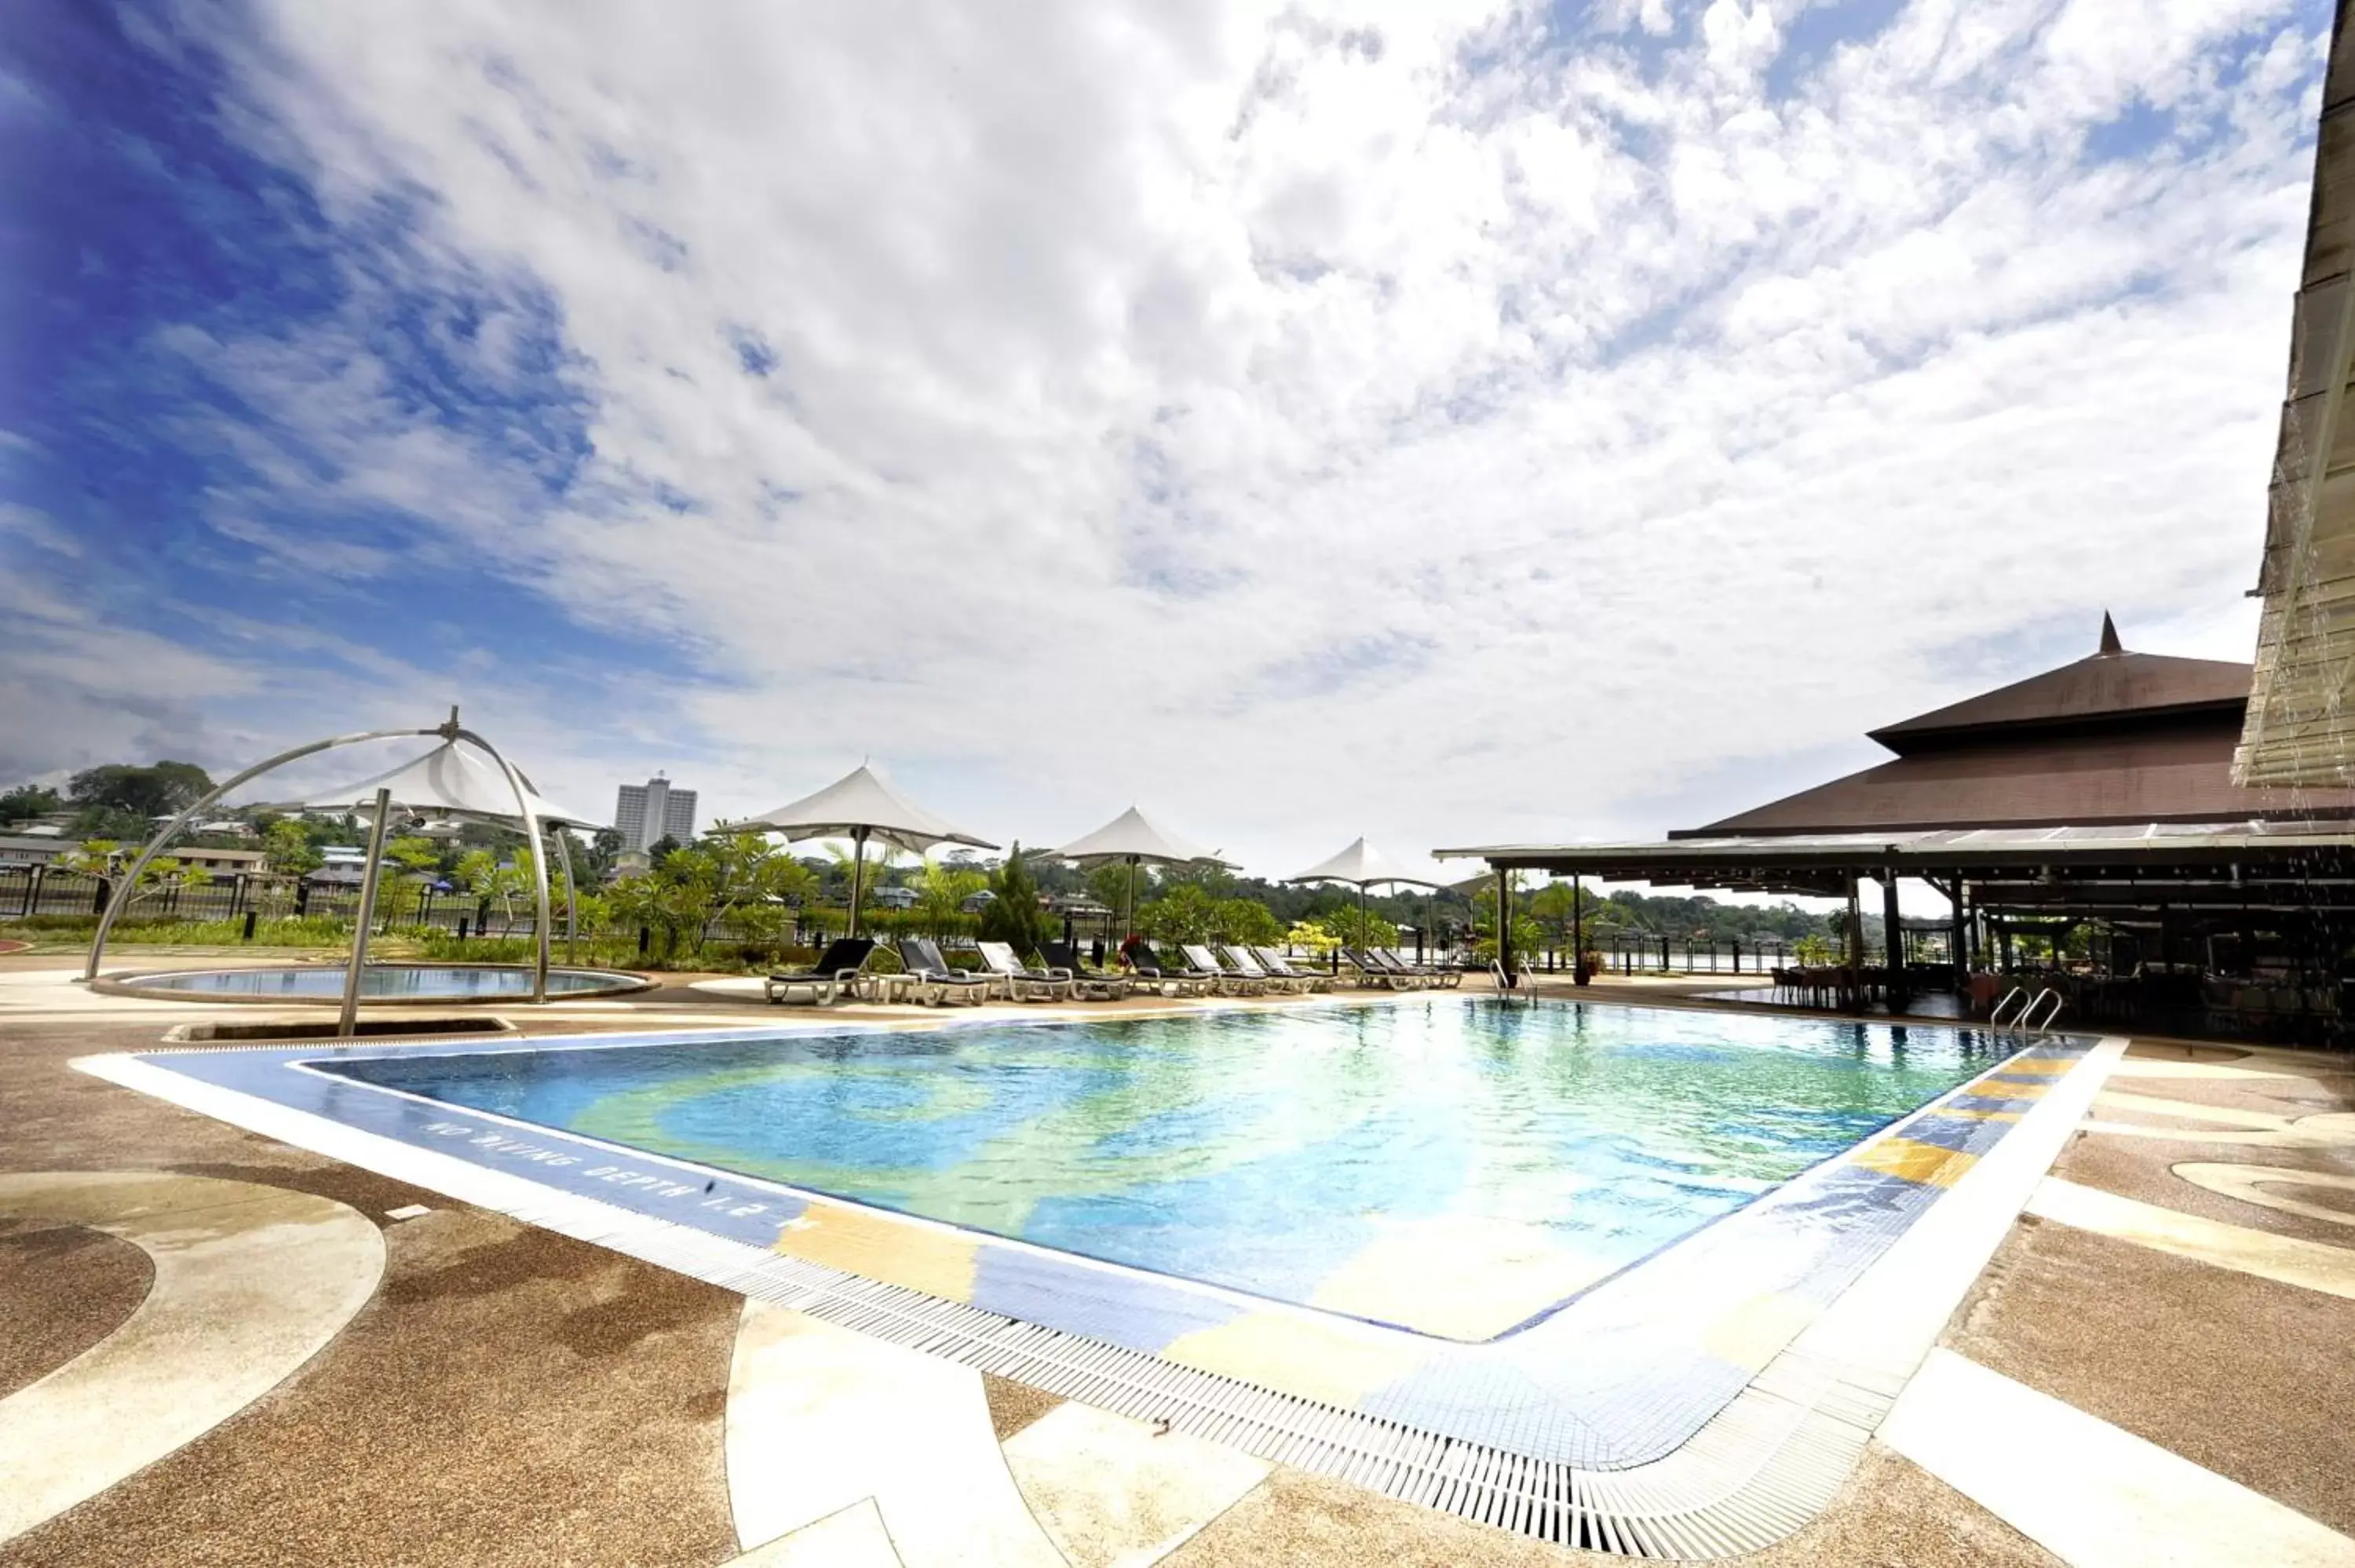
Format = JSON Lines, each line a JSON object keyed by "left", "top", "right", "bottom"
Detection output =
{"left": 1490, "top": 958, "right": 1537, "bottom": 1002}
{"left": 1990, "top": 985, "right": 2065, "bottom": 1031}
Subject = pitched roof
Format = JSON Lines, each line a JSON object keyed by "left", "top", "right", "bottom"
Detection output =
{"left": 1868, "top": 648, "right": 2254, "bottom": 751}
{"left": 1685, "top": 618, "right": 2355, "bottom": 836}
{"left": 1688, "top": 724, "right": 2355, "bottom": 836}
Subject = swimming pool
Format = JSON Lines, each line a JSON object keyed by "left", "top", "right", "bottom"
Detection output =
{"left": 317, "top": 999, "right": 2005, "bottom": 1337}
{"left": 97, "top": 994, "right": 2101, "bottom": 1501}
{"left": 100, "top": 964, "right": 650, "bottom": 1003}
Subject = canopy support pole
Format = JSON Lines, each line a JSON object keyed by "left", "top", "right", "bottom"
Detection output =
{"left": 848, "top": 826, "right": 869, "bottom": 939}
{"left": 452, "top": 721, "right": 552, "bottom": 1003}
{"left": 337, "top": 788, "right": 393, "bottom": 1038}
{"left": 555, "top": 829, "right": 579, "bottom": 965}
{"left": 82, "top": 725, "right": 438, "bottom": 982}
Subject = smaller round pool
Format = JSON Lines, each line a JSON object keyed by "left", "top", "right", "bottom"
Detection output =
{"left": 99, "top": 965, "right": 653, "bottom": 1005}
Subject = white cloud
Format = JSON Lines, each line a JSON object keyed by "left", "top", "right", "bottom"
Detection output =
{"left": 29, "top": 0, "right": 2329, "bottom": 879}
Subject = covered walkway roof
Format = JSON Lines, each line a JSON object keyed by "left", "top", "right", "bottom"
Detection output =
{"left": 1433, "top": 820, "right": 2355, "bottom": 912}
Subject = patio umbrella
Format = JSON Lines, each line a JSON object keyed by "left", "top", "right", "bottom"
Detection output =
{"left": 732, "top": 762, "right": 997, "bottom": 937}
{"left": 1052, "top": 806, "right": 1236, "bottom": 948}
{"left": 1287, "top": 837, "right": 1438, "bottom": 953}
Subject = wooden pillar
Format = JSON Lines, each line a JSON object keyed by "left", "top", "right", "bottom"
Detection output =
{"left": 1883, "top": 870, "right": 1908, "bottom": 1008}
{"left": 1950, "top": 873, "right": 1969, "bottom": 993}
{"left": 1845, "top": 874, "right": 1863, "bottom": 968}
{"left": 1494, "top": 865, "right": 1512, "bottom": 986}
{"left": 1572, "top": 876, "right": 1587, "bottom": 986}
{"left": 1845, "top": 873, "right": 1864, "bottom": 1008}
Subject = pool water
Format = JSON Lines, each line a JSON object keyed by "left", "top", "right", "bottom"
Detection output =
{"left": 118, "top": 965, "right": 641, "bottom": 1000}
{"left": 323, "top": 999, "right": 2006, "bottom": 1335}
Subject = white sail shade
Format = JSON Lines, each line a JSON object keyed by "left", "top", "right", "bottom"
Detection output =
{"left": 1052, "top": 806, "right": 1233, "bottom": 868}
{"left": 252, "top": 740, "right": 601, "bottom": 829}
{"left": 1287, "top": 837, "right": 1437, "bottom": 890}
{"left": 732, "top": 763, "right": 997, "bottom": 854}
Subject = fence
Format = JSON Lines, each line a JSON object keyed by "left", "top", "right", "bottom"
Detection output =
{"left": 0, "top": 866, "right": 548, "bottom": 938}
{"left": 1580, "top": 933, "right": 1794, "bottom": 975}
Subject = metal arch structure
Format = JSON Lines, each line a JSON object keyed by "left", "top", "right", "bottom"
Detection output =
{"left": 82, "top": 709, "right": 560, "bottom": 1004}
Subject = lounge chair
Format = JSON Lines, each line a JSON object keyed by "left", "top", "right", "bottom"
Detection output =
{"left": 1126, "top": 946, "right": 1212, "bottom": 997}
{"left": 896, "top": 939, "right": 992, "bottom": 1006}
{"left": 765, "top": 937, "right": 877, "bottom": 1006}
{"left": 1221, "top": 943, "right": 1307, "bottom": 994}
{"left": 1153, "top": 943, "right": 1229, "bottom": 994}
{"left": 1185, "top": 943, "right": 1265, "bottom": 996}
{"left": 977, "top": 941, "right": 1074, "bottom": 1002}
{"left": 1366, "top": 946, "right": 1432, "bottom": 984}
{"left": 1338, "top": 947, "right": 1417, "bottom": 990}
{"left": 1251, "top": 946, "right": 1333, "bottom": 993}
{"left": 1378, "top": 946, "right": 1459, "bottom": 988}
{"left": 1042, "top": 942, "right": 1127, "bottom": 1001}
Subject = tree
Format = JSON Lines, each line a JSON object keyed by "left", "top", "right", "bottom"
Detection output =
{"left": 691, "top": 832, "right": 815, "bottom": 950}
{"left": 1470, "top": 902, "right": 1543, "bottom": 968}
{"left": 456, "top": 848, "right": 533, "bottom": 935}
{"left": 263, "top": 819, "right": 322, "bottom": 882}
{"left": 1317, "top": 899, "right": 1397, "bottom": 951}
{"left": 377, "top": 837, "right": 443, "bottom": 924}
{"left": 605, "top": 863, "right": 698, "bottom": 961}
{"left": 1138, "top": 882, "right": 1218, "bottom": 945}
{"left": 581, "top": 826, "right": 626, "bottom": 882}
{"left": 1286, "top": 918, "right": 1338, "bottom": 955}
{"left": 68, "top": 761, "right": 215, "bottom": 819}
{"left": 1212, "top": 897, "right": 1283, "bottom": 946}
{"left": 1086, "top": 862, "right": 1139, "bottom": 930}
{"left": 1528, "top": 883, "right": 1581, "bottom": 965}
{"left": 979, "top": 844, "right": 1052, "bottom": 957}
{"left": 0, "top": 784, "right": 62, "bottom": 825}
{"left": 915, "top": 855, "right": 987, "bottom": 938}
{"left": 59, "top": 839, "right": 120, "bottom": 876}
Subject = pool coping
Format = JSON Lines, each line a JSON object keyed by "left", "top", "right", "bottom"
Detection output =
{"left": 75, "top": 1000, "right": 2123, "bottom": 1555}
{"left": 89, "top": 962, "right": 659, "bottom": 1005}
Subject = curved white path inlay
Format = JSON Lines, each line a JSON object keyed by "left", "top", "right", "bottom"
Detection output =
{"left": 2171, "top": 1162, "right": 2355, "bottom": 1231}
{"left": 0, "top": 1170, "right": 385, "bottom": 1545}
{"left": 722, "top": 1300, "right": 1268, "bottom": 1567}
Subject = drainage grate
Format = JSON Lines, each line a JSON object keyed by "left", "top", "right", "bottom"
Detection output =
{"left": 162, "top": 1017, "right": 517, "bottom": 1044}
{"left": 538, "top": 1212, "right": 1878, "bottom": 1559}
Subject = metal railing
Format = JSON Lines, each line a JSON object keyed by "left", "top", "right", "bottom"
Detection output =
{"left": 1990, "top": 985, "right": 2064, "bottom": 1031}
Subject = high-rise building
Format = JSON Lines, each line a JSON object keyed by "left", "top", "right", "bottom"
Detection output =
{"left": 614, "top": 773, "right": 697, "bottom": 851}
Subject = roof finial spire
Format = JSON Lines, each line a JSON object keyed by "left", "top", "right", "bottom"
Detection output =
{"left": 2098, "top": 611, "right": 2122, "bottom": 656}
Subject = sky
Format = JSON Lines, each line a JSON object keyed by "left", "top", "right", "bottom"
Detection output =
{"left": 0, "top": 0, "right": 2334, "bottom": 884}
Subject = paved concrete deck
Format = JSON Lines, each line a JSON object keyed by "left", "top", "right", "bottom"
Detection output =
{"left": 1, "top": 955, "right": 2350, "bottom": 1565}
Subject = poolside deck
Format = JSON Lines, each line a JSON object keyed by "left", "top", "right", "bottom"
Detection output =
{"left": 2, "top": 951, "right": 2350, "bottom": 1566}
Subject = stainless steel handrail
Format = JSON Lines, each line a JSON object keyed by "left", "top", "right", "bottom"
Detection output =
{"left": 1988, "top": 986, "right": 2030, "bottom": 1026}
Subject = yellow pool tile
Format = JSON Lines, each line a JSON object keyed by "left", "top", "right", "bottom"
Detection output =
{"left": 1978, "top": 1077, "right": 2053, "bottom": 1098}
{"left": 772, "top": 1198, "right": 978, "bottom": 1303}
{"left": 1160, "top": 1312, "right": 1432, "bottom": 1407}
{"left": 1851, "top": 1137, "right": 1978, "bottom": 1188}
{"left": 1999, "top": 1057, "right": 2074, "bottom": 1074}
{"left": 1702, "top": 1290, "right": 1819, "bottom": 1373}
{"left": 1309, "top": 1215, "right": 1613, "bottom": 1341}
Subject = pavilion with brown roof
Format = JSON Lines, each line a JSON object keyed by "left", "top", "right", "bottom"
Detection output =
{"left": 1438, "top": 617, "right": 2355, "bottom": 1041}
